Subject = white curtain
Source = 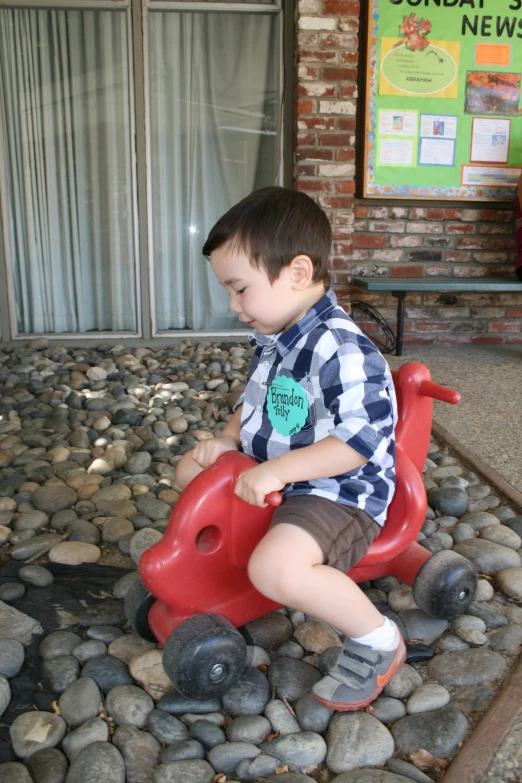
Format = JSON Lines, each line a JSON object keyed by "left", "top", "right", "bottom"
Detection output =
{"left": 0, "top": 9, "right": 136, "bottom": 334}
{"left": 149, "top": 11, "right": 279, "bottom": 331}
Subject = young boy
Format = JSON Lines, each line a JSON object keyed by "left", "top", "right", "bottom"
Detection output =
{"left": 176, "top": 186, "right": 405, "bottom": 711}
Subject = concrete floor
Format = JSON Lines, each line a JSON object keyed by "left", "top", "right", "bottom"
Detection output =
{"left": 386, "top": 343, "right": 522, "bottom": 781}
{"left": 386, "top": 343, "right": 522, "bottom": 493}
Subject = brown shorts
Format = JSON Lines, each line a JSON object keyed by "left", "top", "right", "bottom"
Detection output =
{"left": 269, "top": 494, "right": 381, "bottom": 573}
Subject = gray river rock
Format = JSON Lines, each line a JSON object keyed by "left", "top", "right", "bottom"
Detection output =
{"left": 18, "top": 565, "right": 54, "bottom": 587}
{"left": 391, "top": 706, "right": 468, "bottom": 757}
{"left": 496, "top": 568, "right": 522, "bottom": 601}
{"left": 10, "top": 712, "right": 67, "bottom": 759}
{"left": 62, "top": 718, "right": 109, "bottom": 761}
{"left": 427, "top": 648, "right": 507, "bottom": 686}
{"left": 0, "top": 762, "right": 33, "bottom": 783}
{"left": 326, "top": 712, "right": 395, "bottom": 773}
{"left": 386, "top": 759, "right": 434, "bottom": 783}
{"left": 81, "top": 654, "right": 133, "bottom": 692}
{"left": 0, "top": 675, "right": 11, "bottom": 718}
{"left": 453, "top": 539, "right": 521, "bottom": 575}
{"left": 261, "top": 730, "right": 327, "bottom": 772}
{"left": 24, "top": 747, "right": 69, "bottom": 783}
{"left": 226, "top": 714, "right": 272, "bottom": 744}
{"left": 222, "top": 667, "right": 270, "bottom": 716}
{"left": 0, "top": 640, "right": 24, "bottom": 678}
{"left": 32, "top": 486, "right": 78, "bottom": 515}
{"left": 64, "top": 741, "right": 125, "bottom": 783}
{"left": 147, "top": 710, "right": 190, "bottom": 743}
{"left": 10, "top": 534, "right": 64, "bottom": 561}
{"left": 189, "top": 719, "right": 226, "bottom": 749}
{"left": 264, "top": 698, "right": 301, "bottom": 735}
{"left": 268, "top": 656, "right": 322, "bottom": 701}
{"left": 153, "top": 760, "right": 215, "bottom": 783}
{"left": 160, "top": 739, "right": 205, "bottom": 763}
{"left": 106, "top": 684, "right": 155, "bottom": 728}
{"left": 207, "top": 742, "right": 261, "bottom": 776}
{"left": 113, "top": 724, "right": 161, "bottom": 783}
{"left": 39, "top": 632, "right": 82, "bottom": 660}
{"left": 242, "top": 612, "right": 294, "bottom": 651}
{"left": 0, "top": 602, "right": 43, "bottom": 645}
{"left": 58, "top": 677, "right": 102, "bottom": 727}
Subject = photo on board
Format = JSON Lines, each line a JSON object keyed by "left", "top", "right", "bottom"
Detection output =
{"left": 464, "top": 71, "right": 521, "bottom": 116}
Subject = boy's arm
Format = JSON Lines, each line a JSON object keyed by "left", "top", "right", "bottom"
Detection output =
{"left": 234, "top": 437, "right": 366, "bottom": 507}
{"left": 192, "top": 405, "right": 243, "bottom": 469}
{"left": 273, "top": 436, "right": 367, "bottom": 481}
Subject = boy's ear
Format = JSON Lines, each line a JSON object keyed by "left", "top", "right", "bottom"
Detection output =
{"left": 289, "top": 255, "right": 314, "bottom": 289}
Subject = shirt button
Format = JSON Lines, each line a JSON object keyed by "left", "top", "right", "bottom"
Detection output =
{"left": 263, "top": 361, "right": 269, "bottom": 368}
{"left": 242, "top": 439, "right": 248, "bottom": 447}
{"left": 256, "top": 404, "right": 262, "bottom": 412}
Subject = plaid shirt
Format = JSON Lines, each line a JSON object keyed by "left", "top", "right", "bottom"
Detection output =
{"left": 236, "top": 288, "right": 397, "bottom": 526}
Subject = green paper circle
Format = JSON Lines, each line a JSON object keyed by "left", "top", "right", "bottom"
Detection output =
{"left": 267, "top": 376, "right": 310, "bottom": 436}
{"left": 381, "top": 44, "right": 457, "bottom": 96}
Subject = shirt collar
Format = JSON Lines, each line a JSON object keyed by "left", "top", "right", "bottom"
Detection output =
{"left": 249, "top": 287, "right": 338, "bottom": 356}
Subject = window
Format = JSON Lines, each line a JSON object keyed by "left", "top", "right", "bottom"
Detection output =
{"left": 0, "top": 0, "right": 288, "bottom": 339}
{"left": 0, "top": 7, "right": 138, "bottom": 334}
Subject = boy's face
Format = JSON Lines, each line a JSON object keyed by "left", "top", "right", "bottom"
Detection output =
{"left": 210, "top": 243, "right": 315, "bottom": 335}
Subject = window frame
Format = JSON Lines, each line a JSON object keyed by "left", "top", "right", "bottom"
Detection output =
{"left": 0, "top": 0, "right": 293, "bottom": 342}
{"left": 0, "top": 0, "right": 141, "bottom": 340}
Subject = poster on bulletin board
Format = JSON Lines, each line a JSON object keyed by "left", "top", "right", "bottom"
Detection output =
{"left": 363, "top": 0, "right": 522, "bottom": 200}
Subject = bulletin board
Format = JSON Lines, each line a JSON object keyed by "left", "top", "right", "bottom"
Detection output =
{"left": 364, "top": 0, "right": 522, "bottom": 200}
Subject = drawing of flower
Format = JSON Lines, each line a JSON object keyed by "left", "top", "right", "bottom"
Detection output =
{"left": 395, "top": 13, "right": 431, "bottom": 52}
{"left": 418, "top": 18, "right": 431, "bottom": 37}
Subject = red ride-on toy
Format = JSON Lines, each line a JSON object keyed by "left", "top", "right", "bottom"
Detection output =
{"left": 125, "top": 362, "right": 477, "bottom": 699}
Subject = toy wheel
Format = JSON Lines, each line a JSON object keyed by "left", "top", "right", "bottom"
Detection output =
{"left": 413, "top": 549, "right": 478, "bottom": 619}
{"left": 162, "top": 613, "right": 248, "bottom": 699}
{"left": 124, "top": 579, "right": 157, "bottom": 642}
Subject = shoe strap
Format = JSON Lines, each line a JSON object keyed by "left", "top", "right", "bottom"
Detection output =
{"left": 330, "top": 640, "right": 383, "bottom": 688}
{"left": 343, "top": 639, "right": 382, "bottom": 664}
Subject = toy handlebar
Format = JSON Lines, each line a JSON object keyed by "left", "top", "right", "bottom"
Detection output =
{"left": 419, "top": 380, "right": 461, "bottom": 405}
{"left": 265, "top": 492, "right": 283, "bottom": 507}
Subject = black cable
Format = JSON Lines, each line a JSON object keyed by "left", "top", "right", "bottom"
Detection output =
{"left": 350, "top": 300, "right": 397, "bottom": 354}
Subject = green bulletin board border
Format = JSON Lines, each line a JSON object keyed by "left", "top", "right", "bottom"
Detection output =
{"left": 363, "top": 0, "right": 520, "bottom": 201}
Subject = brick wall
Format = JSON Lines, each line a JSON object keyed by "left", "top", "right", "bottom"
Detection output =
{"left": 294, "top": 0, "right": 521, "bottom": 346}
{"left": 295, "top": 0, "right": 359, "bottom": 301}
{"left": 352, "top": 205, "right": 520, "bottom": 346}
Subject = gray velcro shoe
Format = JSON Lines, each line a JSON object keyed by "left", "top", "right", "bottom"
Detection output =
{"left": 312, "top": 628, "right": 406, "bottom": 711}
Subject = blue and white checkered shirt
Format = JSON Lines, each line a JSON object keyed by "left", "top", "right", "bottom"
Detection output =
{"left": 236, "top": 288, "right": 397, "bottom": 526}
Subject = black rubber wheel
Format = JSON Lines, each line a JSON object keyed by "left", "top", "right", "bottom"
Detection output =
{"left": 124, "top": 579, "right": 157, "bottom": 642}
{"left": 413, "top": 549, "right": 478, "bottom": 619}
{"left": 162, "top": 613, "right": 248, "bottom": 699}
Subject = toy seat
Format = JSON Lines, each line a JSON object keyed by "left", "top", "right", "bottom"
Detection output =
{"left": 350, "top": 360, "right": 460, "bottom": 583}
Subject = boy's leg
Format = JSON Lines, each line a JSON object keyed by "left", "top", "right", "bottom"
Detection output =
{"left": 248, "top": 522, "right": 383, "bottom": 637}
{"left": 248, "top": 522, "right": 405, "bottom": 711}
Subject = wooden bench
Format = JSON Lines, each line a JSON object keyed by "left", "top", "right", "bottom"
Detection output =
{"left": 352, "top": 276, "right": 522, "bottom": 356}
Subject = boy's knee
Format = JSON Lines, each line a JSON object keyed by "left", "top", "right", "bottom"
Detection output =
{"left": 248, "top": 547, "right": 304, "bottom": 604}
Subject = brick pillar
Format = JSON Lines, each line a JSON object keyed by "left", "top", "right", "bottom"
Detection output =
{"left": 295, "top": 0, "right": 359, "bottom": 309}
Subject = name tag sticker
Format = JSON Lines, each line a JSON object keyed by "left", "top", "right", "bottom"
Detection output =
{"left": 267, "top": 376, "right": 309, "bottom": 436}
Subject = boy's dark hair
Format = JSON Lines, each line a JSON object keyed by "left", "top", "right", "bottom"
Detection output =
{"left": 202, "top": 186, "right": 332, "bottom": 283}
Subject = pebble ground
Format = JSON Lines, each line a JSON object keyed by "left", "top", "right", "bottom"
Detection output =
{"left": 0, "top": 338, "right": 521, "bottom": 783}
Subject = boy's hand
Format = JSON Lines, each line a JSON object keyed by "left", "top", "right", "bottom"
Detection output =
{"left": 192, "top": 435, "right": 238, "bottom": 469}
{"left": 235, "top": 462, "right": 285, "bottom": 507}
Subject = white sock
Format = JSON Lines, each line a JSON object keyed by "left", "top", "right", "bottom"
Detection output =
{"left": 351, "top": 616, "right": 399, "bottom": 651}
